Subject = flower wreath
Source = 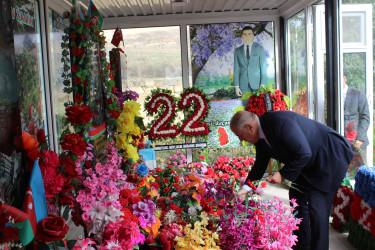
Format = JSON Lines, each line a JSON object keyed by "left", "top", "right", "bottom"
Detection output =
{"left": 61, "top": 12, "right": 119, "bottom": 142}
{"left": 177, "top": 87, "right": 210, "bottom": 137}
{"left": 144, "top": 88, "right": 180, "bottom": 140}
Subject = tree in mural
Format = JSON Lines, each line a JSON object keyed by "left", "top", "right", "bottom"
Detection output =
{"left": 190, "top": 22, "right": 273, "bottom": 85}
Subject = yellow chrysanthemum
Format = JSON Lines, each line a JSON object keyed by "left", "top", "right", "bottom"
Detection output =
{"left": 129, "top": 124, "right": 141, "bottom": 137}
{"left": 123, "top": 100, "right": 141, "bottom": 116}
{"left": 115, "top": 133, "right": 128, "bottom": 149}
{"left": 123, "top": 143, "right": 139, "bottom": 162}
{"left": 117, "top": 112, "right": 135, "bottom": 133}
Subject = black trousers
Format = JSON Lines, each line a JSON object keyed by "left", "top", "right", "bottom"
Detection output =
{"left": 289, "top": 187, "right": 337, "bottom": 250}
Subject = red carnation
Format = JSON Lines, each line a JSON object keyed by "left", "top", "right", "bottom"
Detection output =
{"left": 37, "top": 128, "right": 47, "bottom": 143}
{"left": 60, "top": 157, "right": 78, "bottom": 177}
{"left": 60, "top": 133, "right": 86, "bottom": 156}
{"left": 65, "top": 104, "right": 93, "bottom": 125}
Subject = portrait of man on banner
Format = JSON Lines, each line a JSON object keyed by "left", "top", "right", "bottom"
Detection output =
{"left": 189, "top": 22, "right": 275, "bottom": 148}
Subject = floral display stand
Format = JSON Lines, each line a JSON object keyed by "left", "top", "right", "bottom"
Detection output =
{"left": 332, "top": 178, "right": 354, "bottom": 232}
{"left": 348, "top": 166, "right": 375, "bottom": 249}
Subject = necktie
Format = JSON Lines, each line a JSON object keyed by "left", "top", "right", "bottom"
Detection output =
{"left": 246, "top": 45, "right": 250, "bottom": 62}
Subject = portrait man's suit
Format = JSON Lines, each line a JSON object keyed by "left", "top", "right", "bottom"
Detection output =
{"left": 344, "top": 86, "right": 370, "bottom": 149}
{"left": 233, "top": 43, "right": 267, "bottom": 93}
{"left": 247, "top": 111, "right": 354, "bottom": 250}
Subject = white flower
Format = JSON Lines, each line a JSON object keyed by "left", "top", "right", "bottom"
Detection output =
{"left": 188, "top": 206, "right": 197, "bottom": 215}
{"left": 164, "top": 209, "right": 178, "bottom": 225}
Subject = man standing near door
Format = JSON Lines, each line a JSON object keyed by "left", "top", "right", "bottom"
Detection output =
{"left": 234, "top": 26, "right": 268, "bottom": 97}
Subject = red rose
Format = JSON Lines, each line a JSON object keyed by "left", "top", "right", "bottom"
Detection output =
{"left": 72, "top": 46, "right": 81, "bottom": 57}
{"left": 74, "top": 94, "right": 83, "bottom": 104}
{"left": 108, "top": 110, "right": 120, "bottom": 118}
{"left": 60, "top": 133, "right": 86, "bottom": 156}
{"left": 164, "top": 187, "right": 171, "bottom": 193}
{"left": 73, "top": 76, "right": 81, "bottom": 85}
{"left": 73, "top": 19, "right": 79, "bottom": 25}
{"left": 37, "top": 129, "right": 47, "bottom": 143}
{"left": 71, "top": 64, "right": 78, "bottom": 72}
{"left": 36, "top": 215, "right": 69, "bottom": 242}
{"left": 65, "top": 104, "right": 93, "bottom": 125}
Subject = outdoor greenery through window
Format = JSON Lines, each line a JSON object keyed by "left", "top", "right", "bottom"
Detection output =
{"left": 287, "top": 11, "right": 308, "bottom": 117}
{"left": 103, "top": 27, "right": 185, "bottom": 159}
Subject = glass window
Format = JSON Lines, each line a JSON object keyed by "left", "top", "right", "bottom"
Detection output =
{"left": 48, "top": 9, "right": 71, "bottom": 150}
{"left": 340, "top": 1, "right": 373, "bottom": 177}
{"left": 13, "top": 1, "right": 48, "bottom": 139}
{"left": 103, "top": 27, "right": 184, "bottom": 159}
{"left": 287, "top": 11, "right": 308, "bottom": 117}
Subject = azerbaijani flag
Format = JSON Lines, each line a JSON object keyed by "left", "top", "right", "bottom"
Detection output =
{"left": 0, "top": 160, "right": 47, "bottom": 245}
{"left": 87, "top": 0, "right": 103, "bottom": 28}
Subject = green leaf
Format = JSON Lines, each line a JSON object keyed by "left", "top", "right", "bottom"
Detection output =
{"left": 62, "top": 206, "right": 70, "bottom": 221}
{"left": 241, "top": 91, "right": 253, "bottom": 100}
{"left": 234, "top": 106, "right": 246, "bottom": 113}
{"left": 242, "top": 140, "right": 249, "bottom": 147}
{"left": 283, "top": 95, "right": 291, "bottom": 108}
{"left": 67, "top": 240, "right": 77, "bottom": 249}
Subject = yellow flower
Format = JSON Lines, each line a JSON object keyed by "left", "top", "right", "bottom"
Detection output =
{"left": 123, "top": 144, "right": 139, "bottom": 162}
{"left": 117, "top": 112, "right": 135, "bottom": 133}
{"left": 129, "top": 125, "right": 141, "bottom": 137}
{"left": 115, "top": 133, "right": 128, "bottom": 149}
{"left": 147, "top": 176, "right": 155, "bottom": 183}
{"left": 123, "top": 100, "right": 141, "bottom": 116}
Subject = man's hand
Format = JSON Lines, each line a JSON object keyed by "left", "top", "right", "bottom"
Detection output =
{"left": 354, "top": 140, "right": 363, "bottom": 150}
{"left": 235, "top": 86, "right": 242, "bottom": 97}
{"left": 229, "top": 188, "right": 249, "bottom": 203}
{"left": 266, "top": 171, "right": 284, "bottom": 184}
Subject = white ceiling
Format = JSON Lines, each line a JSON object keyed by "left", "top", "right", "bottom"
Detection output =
{"left": 51, "top": 0, "right": 312, "bottom": 18}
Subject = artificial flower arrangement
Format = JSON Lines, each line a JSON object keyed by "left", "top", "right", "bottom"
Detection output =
{"left": 241, "top": 84, "right": 290, "bottom": 115}
{"left": 61, "top": 7, "right": 119, "bottom": 140}
{"left": 332, "top": 178, "right": 354, "bottom": 232}
{"left": 348, "top": 166, "right": 375, "bottom": 249}
{"left": 177, "top": 86, "right": 210, "bottom": 137}
{"left": 145, "top": 88, "right": 180, "bottom": 140}
{"left": 144, "top": 87, "right": 210, "bottom": 141}
{"left": 115, "top": 99, "right": 145, "bottom": 164}
{"left": 345, "top": 120, "right": 366, "bottom": 176}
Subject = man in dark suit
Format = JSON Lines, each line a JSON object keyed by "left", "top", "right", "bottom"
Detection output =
{"left": 234, "top": 26, "right": 268, "bottom": 97}
{"left": 230, "top": 110, "right": 354, "bottom": 250}
{"left": 343, "top": 74, "right": 369, "bottom": 167}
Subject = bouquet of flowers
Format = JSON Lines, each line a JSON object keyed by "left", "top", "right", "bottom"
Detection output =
{"left": 244, "top": 84, "right": 289, "bottom": 115}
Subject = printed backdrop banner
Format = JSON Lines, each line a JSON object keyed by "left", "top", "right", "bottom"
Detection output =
{"left": 189, "top": 22, "right": 275, "bottom": 148}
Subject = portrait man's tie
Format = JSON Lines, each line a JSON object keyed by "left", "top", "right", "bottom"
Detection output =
{"left": 246, "top": 45, "right": 250, "bottom": 62}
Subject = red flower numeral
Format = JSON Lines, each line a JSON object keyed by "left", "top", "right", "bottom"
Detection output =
{"left": 146, "top": 93, "right": 180, "bottom": 139}
{"left": 178, "top": 91, "right": 209, "bottom": 136}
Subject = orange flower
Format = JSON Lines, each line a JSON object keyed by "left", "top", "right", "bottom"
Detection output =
{"left": 145, "top": 217, "right": 161, "bottom": 239}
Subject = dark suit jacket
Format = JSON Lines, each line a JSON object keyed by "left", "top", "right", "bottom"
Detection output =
{"left": 234, "top": 43, "right": 267, "bottom": 93}
{"left": 247, "top": 111, "right": 354, "bottom": 193}
{"left": 344, "top": 86, "right": 370, "bottom": 148}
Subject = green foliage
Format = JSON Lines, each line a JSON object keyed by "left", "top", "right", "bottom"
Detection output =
{"left": 212, "top": 87, "right": 238, "bottom": 100}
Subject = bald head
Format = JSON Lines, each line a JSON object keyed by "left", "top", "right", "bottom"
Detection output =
{"left": 230, "top": 111, "right": 258, "bottom": 130}
{"left": 230, "top": 111, "right": 260, "bottom": 144}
